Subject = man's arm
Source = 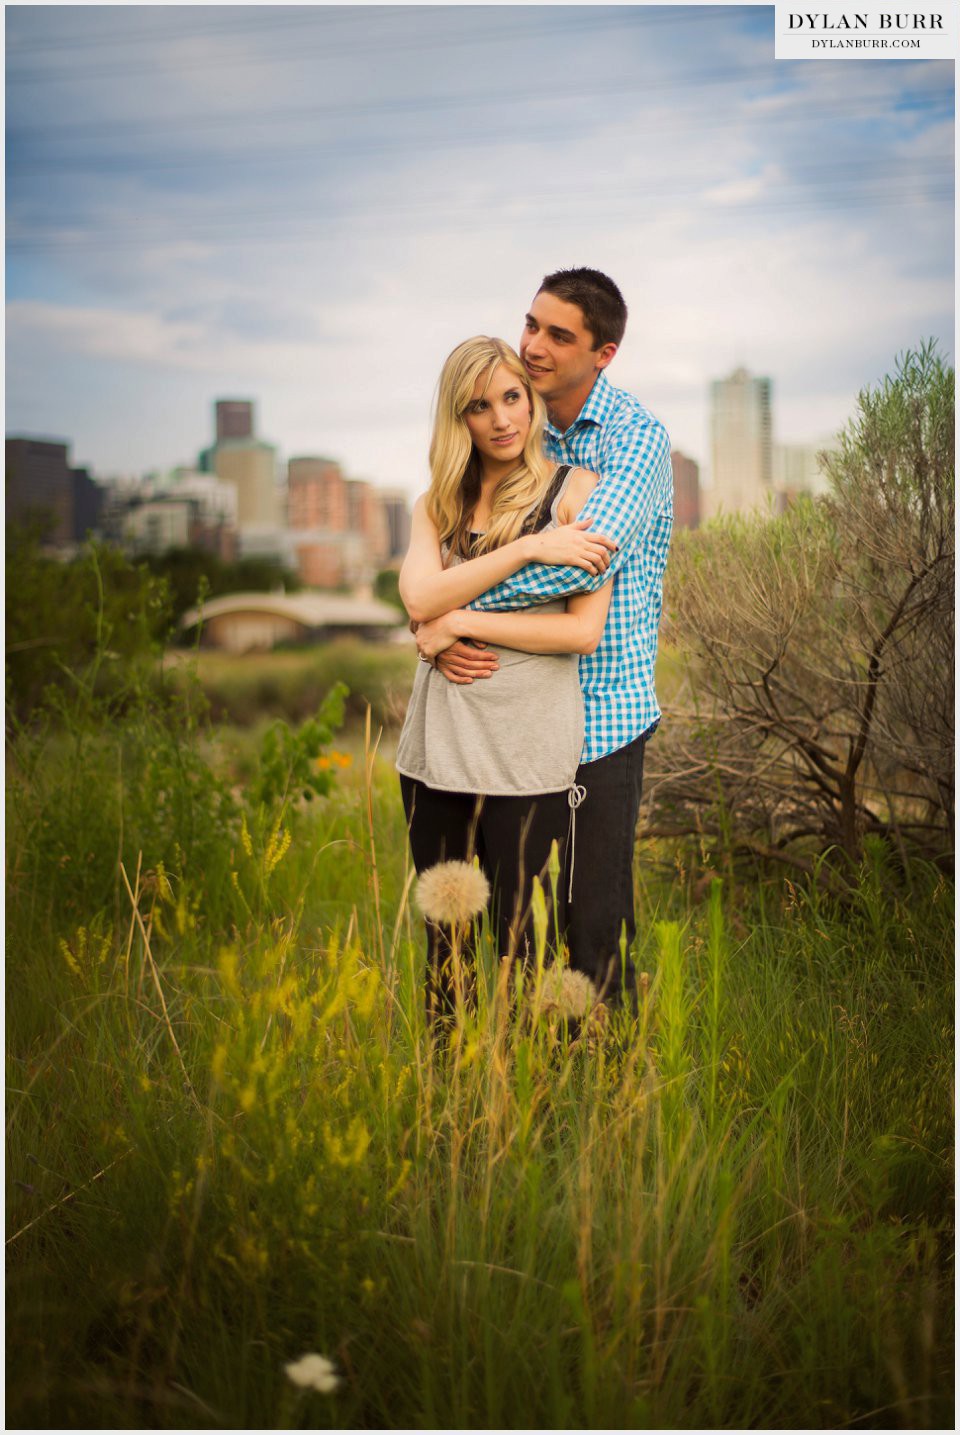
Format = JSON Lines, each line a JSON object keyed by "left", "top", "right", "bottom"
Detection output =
{"left": 468, "top": 414, "right": 672, "bottom": 611}
{"left": 417, "top": 580, "right": 614, "bottom": 660}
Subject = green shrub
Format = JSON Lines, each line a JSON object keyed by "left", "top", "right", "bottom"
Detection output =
{"left": 650, "top": 343, "right": 954, "bottom": 871}
{"left": 5, "top": 531, "right": 173, "bottom": 723}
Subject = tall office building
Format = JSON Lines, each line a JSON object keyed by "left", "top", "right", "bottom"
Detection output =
{"left": 670, "top": 451, "right": 700, "bottom": 530}
{"left": 6, "top": 437, "right": 103, "bottom": 546}
{"left": 380, "top": 487, "right": 412, "bottom": 560}
{"left": 703, "top": 367, "right": 773, "bottom": 519}
{"left": 199, "top": 398, "right": 284, "bottom": 557}
{"left": 214, "top": 441, "right": 279, "bottom": 528}
{"left": 345, "top": 478, "right": 390, "bottom": 567}
{"left": 287, "top": 457, "right": 349, "bottom": 531}
{"left": 286, "top": 456, "right": 355, "bottom": 586}
{"left": 215, "top": 399, "right": 254, "bottom": 443}
{"left": 71, "top": 466, "right": 104, "bottom": 541}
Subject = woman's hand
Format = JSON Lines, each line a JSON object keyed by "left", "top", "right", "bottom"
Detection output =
{"left": 416, "top": 610, "right": 466, "bottom": 660}
{"left": 526, "top": 519, "right": 617, "bottom": 574}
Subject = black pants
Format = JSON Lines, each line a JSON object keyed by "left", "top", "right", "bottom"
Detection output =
{"left": 400, "top": 775, "right": 570, "bottom": 1019}
{"left": 568, "top": 729, "right": 649, "bottom": 1006}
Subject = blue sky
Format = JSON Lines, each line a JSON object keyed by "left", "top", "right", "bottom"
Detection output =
{"left": 5, "top": 4, "right": 954, "bottom": 496}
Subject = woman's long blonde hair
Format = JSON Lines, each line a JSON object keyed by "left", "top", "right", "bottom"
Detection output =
{"left": 427, "top": 336, "right": 552, "bottom": 558}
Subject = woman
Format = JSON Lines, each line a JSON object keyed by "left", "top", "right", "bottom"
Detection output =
{"left": 396, "top": 336, "right": 614, "bottom": 1020}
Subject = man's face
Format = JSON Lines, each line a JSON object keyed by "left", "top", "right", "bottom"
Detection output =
{"left": 519, "top": 289, "right": 616, "bottom": 418}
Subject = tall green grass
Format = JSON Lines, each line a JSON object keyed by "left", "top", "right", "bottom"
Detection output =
{"left": 6, "top": 670, "right": 953, "bottom": 1429}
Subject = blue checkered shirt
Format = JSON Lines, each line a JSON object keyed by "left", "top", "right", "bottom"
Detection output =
{"left": 469, "top": 371, "right": 673, "bottom": 763}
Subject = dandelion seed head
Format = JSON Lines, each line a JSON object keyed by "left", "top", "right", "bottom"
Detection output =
{"left": 416, "top": 860, "right": 490, "bottom": 925}
{"left": 540, "top": 965, "right": 599, "bottom": 1019}
{"left": 285, "top": 1352, "right": 341, "bottom": 1394}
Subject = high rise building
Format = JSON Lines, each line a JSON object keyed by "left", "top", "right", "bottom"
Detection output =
{"left": 670, "top": 451, "right": 700, "bottom": 530}
{"left": 703, "top": 367, "right": 773, "bottom": 519}
{"left": 71, "top": 467, "right": 104, "bottom": 541}
{"left": 380, "top": 487, "right": 412, "bottom": 560}
{"left": 287, "top": 457, "right": 349, "bottom": 531}
{"left": 215, "top": 399, "right": 254, "bottom": 443}
{"left": 345, "top": 478, "right": 390, "bottom": 567}
{"left": 6, "top": 437, "right": 103, "bottom": 546}
{"left": 286, "top": 456, "right": 354, "bottom": 586}
{"left": 214, "top": 441, "right": 279, "bottom": 529}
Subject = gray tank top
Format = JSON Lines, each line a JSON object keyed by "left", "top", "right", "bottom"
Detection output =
{"left": 396, "top": 466, "right": 585, "bottom": 797}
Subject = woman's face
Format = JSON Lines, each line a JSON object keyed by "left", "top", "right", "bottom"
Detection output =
{"left": 462, "top": 362, "right": 532, "bottom": 469}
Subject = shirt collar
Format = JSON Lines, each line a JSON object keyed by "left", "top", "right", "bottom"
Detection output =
{"left": 545, "top": 370, "right": 616, "bottom": 440}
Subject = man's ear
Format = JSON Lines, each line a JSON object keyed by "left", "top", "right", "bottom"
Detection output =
{"left": 594, "top": 342, "right": 618, "bottom": 372}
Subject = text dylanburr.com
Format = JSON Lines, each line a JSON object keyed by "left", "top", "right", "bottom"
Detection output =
{"left": 775, "top": 3, "right": 956, "bottom": 56}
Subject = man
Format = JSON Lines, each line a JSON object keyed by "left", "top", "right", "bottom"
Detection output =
{"left": 421, "top": 267, "right": 673, "bottom": 1008}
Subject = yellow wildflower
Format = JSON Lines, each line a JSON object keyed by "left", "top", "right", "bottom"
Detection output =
{"left": 264, "top": 824, "right": 292, "bottom": 875}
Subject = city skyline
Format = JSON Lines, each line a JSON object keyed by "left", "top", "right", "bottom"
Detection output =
{"left": 6, "top": 6, "right": 954, "bottom": 499}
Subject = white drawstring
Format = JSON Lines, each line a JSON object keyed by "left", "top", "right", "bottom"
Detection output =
{"left": 566, "top": 783, "right": 587, "bottom": 902}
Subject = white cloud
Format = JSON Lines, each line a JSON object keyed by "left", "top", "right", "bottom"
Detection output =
{"left": 5, "top": 9, "right": 953, "bottom": 497}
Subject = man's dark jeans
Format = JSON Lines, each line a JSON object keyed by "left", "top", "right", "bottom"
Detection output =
{"left": 568, "top": 728, "right": 649, "bottom": 1007}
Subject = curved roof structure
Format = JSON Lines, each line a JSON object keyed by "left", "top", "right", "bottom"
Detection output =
{"left": 181, "top": 590, "right": 403, "bottom": 630}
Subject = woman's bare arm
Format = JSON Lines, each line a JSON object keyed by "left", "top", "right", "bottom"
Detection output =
{"left": 423, "top": 468, "right": 613, "bottom": 678}
{"left": 417, "top": 579, "right": 614, "bottom": 660}
{"left": 398, "top": 492, "right": 616, "bottom": 623}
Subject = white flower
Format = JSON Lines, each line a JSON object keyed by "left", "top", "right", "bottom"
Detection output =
{"left": 539, "top": 965, "right": 601, "bottom": 1019}
{"left": 416, "top": 860, "right": 490, "bottom": 925}
{"left": 284, "top": 1352, "right": 341, "bottom": 1394}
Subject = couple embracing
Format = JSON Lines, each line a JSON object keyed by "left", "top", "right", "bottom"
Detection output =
{"left": 396, "top": 267, "right": 672, "bottom": 1023}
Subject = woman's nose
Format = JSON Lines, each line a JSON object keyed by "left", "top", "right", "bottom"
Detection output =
{"left": 491, "top": 406, "right": 510, "bottom": 428}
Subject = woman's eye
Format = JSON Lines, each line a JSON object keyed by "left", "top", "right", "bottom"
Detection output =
{"left": 504, "top": 390, "right": 520, "bottom": 402}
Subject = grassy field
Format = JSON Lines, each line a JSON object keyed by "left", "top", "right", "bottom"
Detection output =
{"left": 5, "top": 656, "right": 954, "bottom": 1429}
{"left": 163, "top": 639, "right": 419, "bottom": 730}
{"left": 164, "top": 639, "right": 691, "bottom": 731}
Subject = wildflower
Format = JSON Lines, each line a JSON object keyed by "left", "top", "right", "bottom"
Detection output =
{"left": 540, "top": 965, "right": 600, "bottom": 1020}
{"left": 284, "top": 1353, "right": 341, "bottom": 1394}
{"left": 323, "top": 1116, "right": 371, "bottom": 1167}
{"left": 416, "top": 860, "right": 490, "bottom": 926}
{"left": 155, "top": 862, "right": 174, "bottom": 904}
{"left": 264, "top": 824, "right": 292, "bottom": 874}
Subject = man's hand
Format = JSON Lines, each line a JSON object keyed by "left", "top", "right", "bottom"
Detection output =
{"left": 411, "top": 615, "right": 498, "bottom": 684}
{"left": 529, "top": 518, "right": 617, "bottom": 574}
{"left": 434, "top": 639, "right": 499, "bottom": 685}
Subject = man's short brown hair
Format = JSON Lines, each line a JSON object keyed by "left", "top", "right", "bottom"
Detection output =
{"left": 538, "top": 267, "right": 628, "bottom": 349}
